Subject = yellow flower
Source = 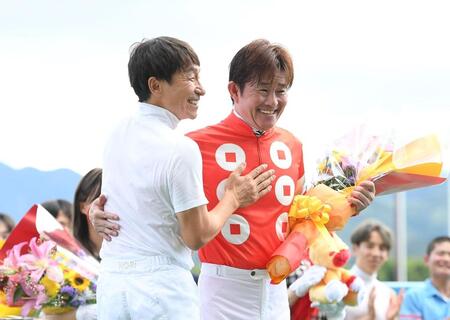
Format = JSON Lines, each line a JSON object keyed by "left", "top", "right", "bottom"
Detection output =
{"left": 41, "top": 275, "right": 61, "bottom": 297}
{"left": 0, "top": 292, "right": 21, "bottom": 316}
{"left": 63, "top": 269, "right": 76, "bottom": 281}
{"left": 68, "top": 272, "right": 90, "bottom": 292}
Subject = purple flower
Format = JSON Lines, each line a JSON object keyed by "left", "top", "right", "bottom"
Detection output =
{"left": 60, "top": 285, "right": 76, "bottom": 297}
{"left": 91, "top": 283, "right": 97, "bottom": 292}
{"left": 70, "top": 299, "right": 81, "bottom": 307}
{"left": 70, "top": 294, "right": 87, "bottom": 308}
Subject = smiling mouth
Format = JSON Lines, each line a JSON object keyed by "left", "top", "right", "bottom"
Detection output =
{"left": 259, "top": 109, "right": 277, "bottom": 115}
{"left": 187, "top": 98, "right": 200, "bottom": 107}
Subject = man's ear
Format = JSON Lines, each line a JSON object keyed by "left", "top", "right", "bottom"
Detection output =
{"left": 228, "top": 81, "right": 240, "bottom": 104}
{"left": 148, "top": 77, "right": 162, "bottom": 96}
{"left": 424, "top": 254, "right": 430, "bottom": 264}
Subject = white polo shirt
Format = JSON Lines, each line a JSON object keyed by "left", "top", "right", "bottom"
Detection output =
{"left": 100, "top": 102, "right": 208, "bottom": 270}
{"left": 345, "top": 265, "right": 392, "bottom": 320}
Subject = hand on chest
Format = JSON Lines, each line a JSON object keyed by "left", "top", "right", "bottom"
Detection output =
{"left": 202, "top": 139, "right": 300, "bottom": 207}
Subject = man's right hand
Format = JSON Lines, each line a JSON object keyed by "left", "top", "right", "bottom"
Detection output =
{"left": 89, "top": 195, "right": 120, "bottom": 241}
{"left": 225, "top": 163, "right": 276, "bottom": 208}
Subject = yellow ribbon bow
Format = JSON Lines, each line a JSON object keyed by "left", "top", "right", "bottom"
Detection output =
{"left": 289, "top": 195, "right": 336, "bottom": 247}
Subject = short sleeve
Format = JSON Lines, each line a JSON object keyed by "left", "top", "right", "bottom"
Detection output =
{"left": 169, "top": 137, "right": 208, "bottom": 213}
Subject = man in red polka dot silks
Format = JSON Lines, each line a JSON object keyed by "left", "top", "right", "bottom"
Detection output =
{"left": 91, "top": 39, "right": 376, "bottom": 320}
{"left": 188, "top": 40, "right": 374, "bottom": 320}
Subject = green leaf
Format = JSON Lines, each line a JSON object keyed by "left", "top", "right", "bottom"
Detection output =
{"left": 13, "top": 285, "right": 25, "bottom": 303}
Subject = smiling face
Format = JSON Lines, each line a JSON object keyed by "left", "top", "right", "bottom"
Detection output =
{"left": 230, "top": 71, "right": 288, "bottom": 131}
{"left": 353, "top": 230, "right": 389, "bottom": 275}
{"left": 426, "top": 241, "right": 450, "bottom": 280}
{"left": 156, "top": 65, "right": 205, "bottom": 120}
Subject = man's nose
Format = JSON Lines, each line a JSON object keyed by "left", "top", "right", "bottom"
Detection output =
{"left": 196, "top": 81, "right": 206, "bottom": 96}
{"left": 265, "top": 91, "right": 278, "bottom": 107}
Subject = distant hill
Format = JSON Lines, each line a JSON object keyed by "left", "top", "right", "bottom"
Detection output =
{"left": 0, "top": 162, "right": 81, "bottom": 222}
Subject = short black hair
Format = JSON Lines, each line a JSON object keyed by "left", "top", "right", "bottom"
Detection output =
{"left": 426, "top": 236, "right": 450, "bottom": 255}
{"left": 41, "top": 200, "right": 61, "bottom": 218}
{"left": 350, "top": 220, "right": 392, "bottom": 251}
{"left": 128, "top": 36, "right": 200, "bottom": 102}
{"left": 57, "top": 199, "right": 73, "bottom": 221}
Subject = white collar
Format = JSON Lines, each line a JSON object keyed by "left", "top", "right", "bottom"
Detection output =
{"left": 138, "top": 102, "right": 179, "bottom": 129}
{"left": 232, "top": 109, "right": 265, "bottom": 136}
{"left": 351, "top": 264, "right": 378, "bottom": 284}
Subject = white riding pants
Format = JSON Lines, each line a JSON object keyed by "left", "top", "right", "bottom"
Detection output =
{"left": 199, "top": 263, "right": 290, "bottom": 320}
{"left": 97, "top": 256, "right": 199, "bottom": 320}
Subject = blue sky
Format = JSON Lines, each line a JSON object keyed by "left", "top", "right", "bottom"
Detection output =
{"left": 1, "top": 0, "right": 449, "bottom": 176}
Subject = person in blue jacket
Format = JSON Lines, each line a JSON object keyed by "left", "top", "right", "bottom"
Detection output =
{"left": 400, "top": 236, "right": 450, "bottom": 320}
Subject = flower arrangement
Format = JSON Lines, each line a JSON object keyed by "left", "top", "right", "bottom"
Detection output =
{"left": 0, "top": 237, "right": 96, "bottom": 317}
{"left": 42, "top": 267, "right": 96, "bottom": 315}
{"left": 313, "top": 131, "right": 447, "bottom": 196}
{"left": 267, "top": 130, "right": 448, "bottom": 284}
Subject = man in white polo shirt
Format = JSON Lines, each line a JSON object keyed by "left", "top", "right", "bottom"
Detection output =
{"left": 96, "top": 37, "right": 275, "bottom": 320}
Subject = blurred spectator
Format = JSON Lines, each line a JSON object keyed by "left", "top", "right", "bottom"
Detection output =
{"left": 73, "top": 168, "right": 102, "bottom": 260}
{"left": 72, "top": 168, "right": 102, "bottom": 320}
{"left": 0, "top": 212, "right": 15, "bottom": 240}
{"left": 41, "top": 199, "right": 73, "bottom": 231}
{"left": 57, "top": 199, "right": 73, "bottom": 229}
{"left": 345, "top": 220, "right": 403, "bottom": 320}
{"left": 400, "top": 236, "right": 450, "bottom": 320}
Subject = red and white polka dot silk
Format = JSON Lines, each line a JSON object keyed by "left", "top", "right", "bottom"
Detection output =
{"left": 187, "top": 112, "right": 304, "bottom": 269}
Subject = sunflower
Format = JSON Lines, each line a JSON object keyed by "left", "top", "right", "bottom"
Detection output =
{"left": 68, "top": 272, "right": 90, "bottom": 292}
{"left": 41, "top": 275, "right": 61, "bottom": 297}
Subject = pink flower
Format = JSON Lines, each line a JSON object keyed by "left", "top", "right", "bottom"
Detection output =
{"left": 7, "top": 277, "right": 48, "bottom": 316}
{"left": 0, "top": 238, "right": 67, "bottom": 315}
{"left": 3, "top": 241, "right": 27, "bottom": 269}
{"left": 19, "top": 281, "right": 47, "bottom": 316}
{"left": 20, "top": 237, "right": 63, "bottom": 283}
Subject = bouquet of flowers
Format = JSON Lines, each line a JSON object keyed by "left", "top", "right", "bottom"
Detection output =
{"left": 0, "top": 237, "right": 96, "bottom": 317}
{"left": 0, "top": 204, "right": 99, "bottom": 318}
{"left": 313, "top": 130, "right": 447, "bottom": 197}
{"left": 267, "top": 128, "right": 449, "bottom": 284}
{"left": 41, "top": 265, "right": 96, "bottom": 315}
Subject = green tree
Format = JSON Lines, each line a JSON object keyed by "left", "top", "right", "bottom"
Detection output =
{"left": 377, "top": 258, "right": 428, "bottom": 281}
{"left": 378, "top": 259, "right": 395, "bottom": 281}
{"left": 407, "top": 257, "right": 429, "bottom": 281}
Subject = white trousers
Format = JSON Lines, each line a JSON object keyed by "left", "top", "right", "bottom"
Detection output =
{"left": 97, "top": 256, "right": 199, "bottom": 320}
{"left": 199, "top": 263, "right": 290, "bottom": 320}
